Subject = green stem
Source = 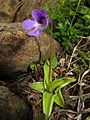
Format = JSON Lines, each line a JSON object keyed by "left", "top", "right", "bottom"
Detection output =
{"left": 48, "top": 21, "right": 53, "bottom": 84}
{"left": 70, "top": 0, "right": 81, "bottom": 28}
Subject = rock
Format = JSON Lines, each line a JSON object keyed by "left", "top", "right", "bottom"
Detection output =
{"left": 0, "top": 23, "right": 60, "bottom": 80}
{"left": 0, "top": 0, "right": 20, "bottom": 23}
{"left": 0, "top": 86, "right": 32, "bottom": 120}
{"left": 0, "top": 0, "right": 57, "bottom": 22}
{"left": 14, "top": 0, "right": 57, "bottom": 22}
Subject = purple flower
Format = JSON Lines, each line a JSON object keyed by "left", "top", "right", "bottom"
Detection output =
{"left": 22, "top": 9, "right": 50, "bottom": 37}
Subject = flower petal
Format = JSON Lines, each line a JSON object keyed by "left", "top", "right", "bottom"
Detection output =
{"left": 39, "top": 9, "right": 46, "bottom": 16}
{"left": 28, "top": 28, "right": 42, "bottom": 37}
{"left": 45, "top": 16, "right": 50, "bottom": 27}
{"left": 32, "top": 9, "right": 47, "bottom": 20}
{"left": 32, "top": 9, "right": 40, "bottom": 20}
{"left": 22, "top": 19, "right": 36, "bottom": 30}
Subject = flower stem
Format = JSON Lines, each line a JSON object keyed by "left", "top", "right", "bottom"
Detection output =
{"left": 48, "top": 20, "right": 53, "bottom": 84}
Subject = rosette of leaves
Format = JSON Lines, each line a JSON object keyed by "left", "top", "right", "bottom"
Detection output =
{"left": 29, "top": 53, "right": 76, "bottom": 118}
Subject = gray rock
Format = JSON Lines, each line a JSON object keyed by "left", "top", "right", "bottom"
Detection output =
{"left": 0, "top": 86, "right": 32, "bottom": 120}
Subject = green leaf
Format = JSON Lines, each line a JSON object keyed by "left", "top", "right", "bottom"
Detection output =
{"left": 51, "top": 52, "right": 58, "bottom": 68}
{"left": 49, "top": 79, "right": 62, "bottom": 92}
{"left": 29, "top": 82, "right": 44, "bottom": 93}
{"left": 34, "top": 113, "right": 45, "bottom": 120}
{"left": 78, "top": 6, "right": 89, "bottom": 15}
{"left": 83, "top": 15, "right": 90, "bottom": 22}
{"left": 44, "top": 61, "right": 51, "bottom": 89}
{"left": 43, "top": 91, "right": 55, "bottom": 117}
{"left": 54, "top": 89, "right": 64, "bottom": 108}
{"left": 30, "top": 64, "right": 37, "bottom": 71}
{"left": 59, "top": 77, "right": 76, "bottom": 88}
{"left": 79, "top": 51, "right": 90, "bottom": 61}
{"left": 57, "top": 23, "right": 64, "bottom": 30}
{"left": 49, "top": 77, "right": 76, "bottom": 92}
{"left": 58, "top": 0, "right": 65, "bottom": 7}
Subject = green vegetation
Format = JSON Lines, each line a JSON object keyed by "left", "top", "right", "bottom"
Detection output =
{"left": 29, "top": 53, "right": 76, "bottom": 118}
{"left": 45, "top": 0, "right": 90, "bottom": 50}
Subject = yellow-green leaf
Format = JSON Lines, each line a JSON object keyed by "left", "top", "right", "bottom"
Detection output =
{"left": 49, "top": 77, "right": 76, "bottom": 92}
{"left": 44, "top": 61, "right": 51, "bottom": 89}
{"left": 54, "top": 89, "right": 64, "bottom": 108}
{"left": 43, "top": 91, "right": 55, "bottom": 117}
{"left": 29, "top": 82, "right": 44, "bottom": 93}
{"left": 51, "top": 52, "right": 58, "bottom": 68}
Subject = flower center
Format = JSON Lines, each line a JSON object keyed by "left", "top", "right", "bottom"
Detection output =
{"left": 37, "top": 16, "right": 46, "bottom": 25}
